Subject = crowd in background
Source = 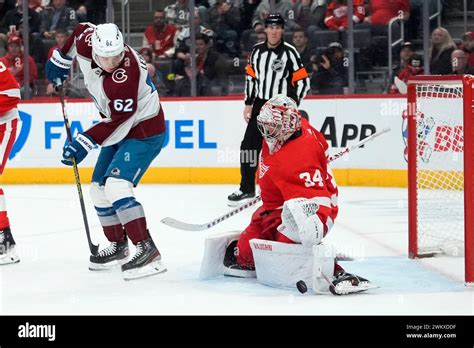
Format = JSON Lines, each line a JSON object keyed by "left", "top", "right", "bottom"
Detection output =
{"left": 0, "top": 0, "right": 473, "bottom": 97}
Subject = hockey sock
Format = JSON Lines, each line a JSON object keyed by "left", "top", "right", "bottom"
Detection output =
{"left": 94, "top": 206, "right": 125, "bottom": 242}
{"left": 112, "top": 197, "right": 150, "bottom": 245}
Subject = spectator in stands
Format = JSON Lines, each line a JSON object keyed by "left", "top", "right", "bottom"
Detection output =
{"left": 392, "top": 41, "right": 414, "bottom": 77}
{"left": 324, "top": 0, "right": 365, "bottom": 31}
{"left": 256, "top": 31, "right": 266, "bottom": 43}
{"left": 405, "top": 0, "right": 438, "bottom": 41}
{"left": 0, "top": 0, "right": 16, "bottom": 19}
{"left": 174, "top": 10, "right": 215, "bottom": 55}
{"left": 47, "top": 27, "right": 67, "bottom": 58}
{"left": 143, "top": 9, "right": 177, "bottom": 59}
{"left": 0, "top": 35, "right": 37, "bottom": 97}
{"left": 0, "top": 0, "right": 41, "bottom": 58}
{"left": 165, "top": 0, "right": 197, "bottom": 30}
{"left": 389, "top": 53, "right": 423, "bottom": 94}
{"left": 1, "top": 0, "right": 41, "bottom": 34}
{"left": 240, "top": 0, "right": 259, "bottom": 34}
{"left": 82, "top": 0, "right": 106, "bottom": 24}
{"left": 451, "top": 49, "right": 474, "bottom": 75}
{"left": 429, "top": 27, "right": 456, "bottom": 75}
{"left": 138, "top": 47, "right": 171, "bottom": 96}
{"left": 174, "top": 33, "right": 224, "bottom": 96}
{"left": 310, "top": 41, "right": 347, "bottom": 94}
{"left": 292, "top": 29, "right": 315, "bottom": 72}
{"left": 292, "top": 0, "right": 327, "bottom": 31}
{"left": 398, "top": 41, "right": 414, "bottom": 69}
{"left": 461, "top": 32, "right": 474, "bottom": 68}
{"left": 364, "top": 0, "right": 409, "bottom": 26}
{"left": 45, "top": 28, "right": 68, "bottom": 95}
{"left": 252, "top": 0, "right": 297, "bottom": 32}
{"left": 39, "top": 0, "right": 77, "bottom": 39}
{"left": 206, "top": 0, "right": 240, "bottom": 56}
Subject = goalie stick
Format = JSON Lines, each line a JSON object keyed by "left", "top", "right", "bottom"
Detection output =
{"left": 161, "top": 127, "right": 391, "bottom": 231}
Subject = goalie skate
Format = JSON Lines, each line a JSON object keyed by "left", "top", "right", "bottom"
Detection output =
{"left": 122, "top": 238, "right": 167, "bottom": 280}
{"left": 89, "top": 239, "right": 129, "bottom": 271}
{"left": 0, "top": 227, "right": 20, "bottom": 265}
{"left": 330, "top": 271, "right": 377, "bottom": 295}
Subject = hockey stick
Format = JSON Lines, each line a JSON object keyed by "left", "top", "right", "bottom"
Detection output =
{"left": 57, "top": 82, "right": 99, "bottom": 255}
{"left": 161, "top": 127, "right": 391, "bottom": 231}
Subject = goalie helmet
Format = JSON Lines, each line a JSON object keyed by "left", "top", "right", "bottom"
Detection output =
{"left": 257, "top": 95, "right": 301, "bottom": 154}
{"left": 92, "top": 23, "right": 124, "bottom": 58}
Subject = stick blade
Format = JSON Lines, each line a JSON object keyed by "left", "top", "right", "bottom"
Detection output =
{"left": 160, "top": 217, "right": 208, "bottom": 231}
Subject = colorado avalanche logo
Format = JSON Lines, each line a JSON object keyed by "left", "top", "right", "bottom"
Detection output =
{"left": 112, "top": 68, "right": 128, "bottom": 83}
{"left": 85, "top": 33, "right": 93, "bottom": 46}
{"left": 271, "top": 59, "right": 284, "bottom": 72}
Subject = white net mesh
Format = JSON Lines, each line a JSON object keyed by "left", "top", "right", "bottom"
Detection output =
{"left": 415, "top": 83, "right": 464, "bottom": 255}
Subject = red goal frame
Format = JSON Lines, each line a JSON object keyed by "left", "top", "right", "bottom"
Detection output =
{"left": 407, "top": 75, "right": 474, "bottom": 285}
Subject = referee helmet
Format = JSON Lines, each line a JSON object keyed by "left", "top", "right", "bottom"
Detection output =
{"left": 264, "top": 13, "right": 285, "bottom": 28}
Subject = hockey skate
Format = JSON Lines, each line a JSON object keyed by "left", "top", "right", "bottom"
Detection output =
{"left": 121, "top": 238, "right": 167, "bottom": 280}
{"left": 329, "top": 266, "right": 377, "bottom": 295}
{"left": 89, "top": 239, "right": 129, "bottom": 271}
{"left": 0, "top": 227, "right": 19, "bottom": 265}
{"left": 223, "top": 240, "right": 256, "bottom": 278}
{"left": 227, "top": 190, "right": 256, "bottom": 207}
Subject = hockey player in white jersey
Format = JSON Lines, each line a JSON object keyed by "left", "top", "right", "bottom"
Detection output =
{"left": 46, "top": 23, "right": 167, "bottom": 280}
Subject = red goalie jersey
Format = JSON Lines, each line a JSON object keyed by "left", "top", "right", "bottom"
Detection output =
{"left": 236, "top": 118, "right": 338, "bottom": 268}
{"left": 0, "top": 61, "right": 20, "bottom": 118}
{"left": 259, "top": 118, "right": 339, "bottom": 234}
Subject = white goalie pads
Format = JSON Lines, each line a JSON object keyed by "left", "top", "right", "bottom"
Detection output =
{"left": 250, "top": 239, "right": 336, "bottom": 294}
{"left": 200, "top": 231, "right": 256, "bottom": 279}
{"left": 278, "top": 197, "right": 325, "bottom": 247}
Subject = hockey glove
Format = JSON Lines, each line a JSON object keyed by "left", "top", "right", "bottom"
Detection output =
{"left": 277, "top": 197, "right": 324, "bottom": 247}
{"left": 62, "top": 133, "right": 96, "bottom": 166}
{"left": 46, "top": 49, "right": 73, "bottom": 86}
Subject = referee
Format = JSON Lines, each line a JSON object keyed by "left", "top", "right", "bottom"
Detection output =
{"left": 228, "top": 13, "right": 310, "bottom": 206}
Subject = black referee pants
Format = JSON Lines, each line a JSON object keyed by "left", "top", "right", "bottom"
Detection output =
{"left": 239, "top": 98, "right": 267, "bottom": 194}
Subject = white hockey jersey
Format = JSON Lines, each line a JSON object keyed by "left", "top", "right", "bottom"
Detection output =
{"left": 61, "top": 23, "right": 166, "bottom": 146}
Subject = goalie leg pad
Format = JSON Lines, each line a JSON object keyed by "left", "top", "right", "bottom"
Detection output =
{"left": 250, "top": 239, "right": 314, "bottom": 289}
{"left": 200, "top": 231, "right": 243, "bottom": 279}
{"left": 312, "top": 243, "right": 336, "bottom": 294}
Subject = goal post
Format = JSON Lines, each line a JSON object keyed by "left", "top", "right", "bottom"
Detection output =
{"left": 407, "top": 75, "right": 474, "bottom": 285}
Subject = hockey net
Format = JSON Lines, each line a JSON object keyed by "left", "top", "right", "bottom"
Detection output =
{"left": 407, "top": 75, "right": 474, "bottom": 285}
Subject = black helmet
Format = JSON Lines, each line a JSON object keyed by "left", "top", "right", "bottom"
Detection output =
{"left": 264, "top": 13, "right": 285, "bottom": 28}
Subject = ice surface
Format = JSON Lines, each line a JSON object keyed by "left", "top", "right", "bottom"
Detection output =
{"left": 0, "top": 185, "right": 472, "bottom": 315}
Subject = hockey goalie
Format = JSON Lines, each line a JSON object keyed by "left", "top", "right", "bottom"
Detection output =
{"left": 201, "top": 95, "right": 375, "bottom": 295}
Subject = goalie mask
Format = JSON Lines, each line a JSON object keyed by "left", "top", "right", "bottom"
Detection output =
{"left": 257, "top": 95, "right": 301, "bottom": 154}
{"left": 92, "top": 23, "right": 125, "bottom": 72}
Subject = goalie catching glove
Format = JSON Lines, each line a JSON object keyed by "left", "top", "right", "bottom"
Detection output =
{"left": 278, "top": 197, "right": 324, "bottom": 247}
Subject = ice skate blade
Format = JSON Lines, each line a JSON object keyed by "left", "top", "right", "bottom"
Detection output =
{"left": 122, "top": 260, "right": 167, "bottom": 281}
{"left": 331, "top": 281, "right": 378, "bottom": 295}
{"left": 0, "top": 246, "right": 20, "bottom": 265}
{"left": 89, "top": 258, "right": 128, "bottom": 271}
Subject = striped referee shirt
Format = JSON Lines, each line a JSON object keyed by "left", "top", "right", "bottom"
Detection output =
{"left": 245, "top": 40, "right": 310, "bottom": 105}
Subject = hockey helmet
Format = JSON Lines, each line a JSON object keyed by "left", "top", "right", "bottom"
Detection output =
{"left": 92, "top": 23, "right": 125, "bottom": 58}
{"left": 264, "top": 13, "right": 285, "bottom": 28}
{"left": 257, "top": 95, "right": 301, "bottom": 154}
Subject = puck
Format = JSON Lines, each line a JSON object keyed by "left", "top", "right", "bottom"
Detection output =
{"left": 296, "top": 280, "right": 307, "bottom": 294}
